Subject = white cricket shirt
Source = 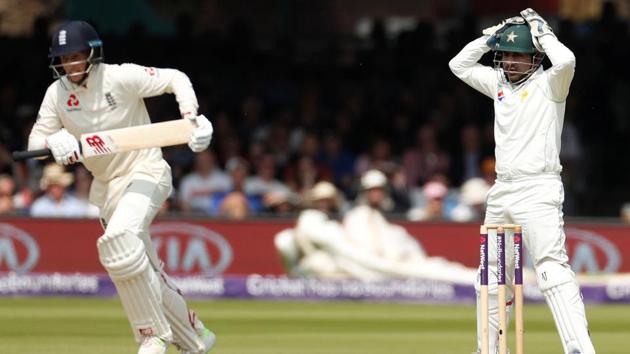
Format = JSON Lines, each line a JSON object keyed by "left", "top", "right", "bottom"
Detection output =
{"left": 29, "top": 63, "right": 198, "bottom": 206}
{"left": 449, "top": 35, "right": 575, "bottom": 180}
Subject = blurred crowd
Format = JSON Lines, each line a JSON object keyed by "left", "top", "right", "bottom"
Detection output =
{"left": 1, "top": 2, "right": 629, "bottom": 219}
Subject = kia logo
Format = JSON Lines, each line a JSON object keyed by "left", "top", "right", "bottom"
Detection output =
{"left": 566, "top": 228, "right": 621, "bottom": 273}
{"left": 150, "top": 222, "right": 232, "bottom": 276}
{"left": 0, "top": 223, "right": 40, "bottom": 273}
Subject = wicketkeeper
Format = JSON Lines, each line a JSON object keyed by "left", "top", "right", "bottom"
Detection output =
{"left": 449, "top": 9, "right": 596, "bottom": 354}
{"left": 27, "top": 21, "right": 215, "bottom": 354}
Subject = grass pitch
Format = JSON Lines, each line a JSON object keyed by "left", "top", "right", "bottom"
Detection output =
{"left": 0, "top": 298, "right": 627, "bottom": 353}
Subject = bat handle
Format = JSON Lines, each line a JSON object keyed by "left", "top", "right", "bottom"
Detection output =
{"left": 12, "top": 148, "right": 52, "bottom": 161}
{"left": 186, "top": 116, "right": 199, "bottom": 128}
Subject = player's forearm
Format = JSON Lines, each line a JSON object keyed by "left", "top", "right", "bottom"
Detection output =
{"left": 539, "top": 35, "right": 575, "bottom": 101}
{"left": 539, "top": 35, "right": 575, "bottom": 72}
{"left": 163, "top": 69, "right": 199, "bottom": 116}
{"left": 448, "top": 36, "right": 496, "bottom": 98}
{"left": 27, "top": 117, "right": 62, "bottom": 151}
{"left": 448, "top": 36, "right": 491, "bottom": 77}
{"left": 27, "top": 132, "right": 47, "bottom": 151}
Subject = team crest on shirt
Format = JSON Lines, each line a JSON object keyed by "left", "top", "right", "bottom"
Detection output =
{"left": 497, "top": 90, "right": 504, "bottom": 101}
{"left": 105, "top": 92, "right": 117, "bottom": 111}
{"left": 520, "top": 90, "right": 529, "bottom": 101}
{"left": 66, "top": 93, "right": 81, "bottom": 112}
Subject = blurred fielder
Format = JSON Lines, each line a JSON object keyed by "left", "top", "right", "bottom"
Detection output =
{"left": 27, "top": 21, "right": 215, "bottom": 354}
{"left": 450, "top": 8, "right": 595, "bottom": 354}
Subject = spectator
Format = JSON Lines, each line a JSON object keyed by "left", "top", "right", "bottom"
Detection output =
{"left": 351, "top": 168, "right": 395, "bottom": 213}
{"left": 262, "top": 189, "right": 300, "bottom": 217}
{"left": 72, "top": 165, "right": 99, "bottom": 218}
{"left": 0, "top": 174, "right": 15, "bottom": 214}
{"left": 354, "top": 137, "right": 398, "bottom": 177}
{"left": 11, "top": 173, "right": 34, "bottom": 213}
{"left": 621, "top": 203, "right": 630, "bottom": 224}
{"left": 0, "top": 144, "right": 13, "bottom": 175}
{"left": 30, "top": 164, "right": 87, "bottom": 217}
{"left": 217, "top": 192, "right": 249, "bottom": 219}
{"left": 318, "top": 132, "right": 355, "bottom": 194}
{"left": 306, "top": 180, "right": 344, "bottom": 215}
{"left": 245, "top": 153, "right": 291, "bottom": 198}
{"left": 481, "top": 157, "right": 497, "bottom": 186}
{"left": 449, "top": 124, "right": 490, "bottom": 186}
{"left": 402, "top": 124, "right": 450, "bottom": 187}
{"left": 179, "top": 150, "right": 231, "bottom": 213}
{"left": 388, "top": 166, "right": 413, "bottom": 213}
{"left": 407, "top": 179, "right": 450, "bottom": 222}
{"left": 450, "top": 177, "right": 491, "bottom": 222}
{"left": 214, "top": 157, "right": 260, "bottom": 217}
{"left": 283, "top": 155, "right": 330, "bottom": 201}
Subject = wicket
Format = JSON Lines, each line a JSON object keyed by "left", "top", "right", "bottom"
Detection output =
{"left": 479, "top": 224, "right": 524, "bottom": 354}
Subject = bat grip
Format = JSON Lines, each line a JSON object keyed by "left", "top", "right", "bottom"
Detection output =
{"left": 12, "top": 148, "right": 52, "bottom": 160}
{"left": 186, "top": 116, "right": 199, "bottom": 128}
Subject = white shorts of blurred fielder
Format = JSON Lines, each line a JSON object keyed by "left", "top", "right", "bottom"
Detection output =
{"left": 95, "top": 159, "right": 211, "bottom": 353}
{"left": 477, "top": 174, "right": 595, "bottom": 354}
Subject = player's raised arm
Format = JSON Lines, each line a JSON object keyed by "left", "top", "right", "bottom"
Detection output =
{"left": 448, "top": 22, "right": 503, "bottom": 99}
{"left": 521, "top": 8, "right": 576, "bottom": 102}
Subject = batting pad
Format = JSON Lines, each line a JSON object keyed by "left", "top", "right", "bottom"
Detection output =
{"left": 160, "top": 273, "right": 206, "bottom": 352}
{"left": 97, "top": 230, "right": 172, "bottom": 343}
{"left": 543, "top": 282, "right": 595, "bottom": 354}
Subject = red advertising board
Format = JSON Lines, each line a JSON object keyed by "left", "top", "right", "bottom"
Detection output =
{"left": 0, "top": 218, "right": 628, "bottom": 276}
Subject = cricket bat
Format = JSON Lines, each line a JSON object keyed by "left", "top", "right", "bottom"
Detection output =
{"left": 12, "top": 119, "right": 196, "bottom": 161}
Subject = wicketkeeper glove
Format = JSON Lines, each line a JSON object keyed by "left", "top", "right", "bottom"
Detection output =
{"left": 188, "top": 114, "right": 213, "bottom": 152}
{"left": 46, "top": 128, "right": 82, "bottom": 165}
{"left": 484, "top": 16, "right": 526, "bottom": 50}
{"left": 520, "top": 8, "right": 556, "bottom": 51}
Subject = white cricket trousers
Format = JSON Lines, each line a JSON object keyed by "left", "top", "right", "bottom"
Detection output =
{"left": 476, "top": 174, "right": 595, "bottom": 354}
{"left": 98, "top": 159, "right": 172, "bottom": 268}
{"left": 92, "top": 159, "right": 209, "bottom": 352}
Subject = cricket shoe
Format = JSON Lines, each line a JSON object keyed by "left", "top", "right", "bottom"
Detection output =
{"left": 180, "top": 328, "right": 216, "bottom": 354}
{"left": 138, "top": 336, "right": 168, "bottom": 354}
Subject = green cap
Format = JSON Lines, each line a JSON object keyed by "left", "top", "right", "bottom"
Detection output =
{"left": 496, "top": 24, "right": 536, "bottom": 54}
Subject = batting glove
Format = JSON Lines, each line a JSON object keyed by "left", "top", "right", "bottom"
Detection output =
{"left": 188, "top": 114, "right": 213, "bottom": 152}
{"left": 46, "top": 128, "right": 82, "bottom": 165}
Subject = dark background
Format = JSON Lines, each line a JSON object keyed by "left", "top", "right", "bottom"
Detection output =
{"left": 1, "top": 0, "right": 628, "bottom": 218}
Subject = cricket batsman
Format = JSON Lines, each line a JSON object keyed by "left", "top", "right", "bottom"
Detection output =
{"left": 27, "top": 21, "right": 215, "bottom": 354}
{"left": 449, "top": 9, "right": 596, "bottom": 354}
